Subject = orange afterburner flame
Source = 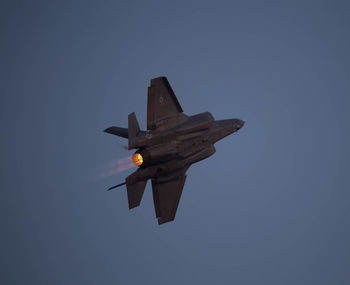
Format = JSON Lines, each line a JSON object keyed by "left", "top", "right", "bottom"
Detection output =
{"left": 132, "top": 153, "right": 143, "bottom": 166}
{"left": 93, "top": 156, "right": 135, "bottom": 180}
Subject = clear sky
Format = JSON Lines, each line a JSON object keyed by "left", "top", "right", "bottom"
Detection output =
{"left": 1, "top": 1, "right": 350, "bottom": 284}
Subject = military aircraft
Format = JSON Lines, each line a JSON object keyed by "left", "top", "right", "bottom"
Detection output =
{"left": 104, "top": 77, "right": 244, "bottom": 224}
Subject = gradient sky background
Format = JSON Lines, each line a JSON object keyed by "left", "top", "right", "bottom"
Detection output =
{"left": 1, "top": 1, "right": 350, "bottom": 284}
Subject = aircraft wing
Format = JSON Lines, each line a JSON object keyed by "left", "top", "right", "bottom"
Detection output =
{"left": 147, "top": 77, "right": 184, "bottom": 130}
{"left": 151, "top": 168, "right": 188, "bottom": 224}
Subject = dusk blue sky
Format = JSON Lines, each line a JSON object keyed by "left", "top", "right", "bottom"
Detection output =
{"left": 1, "top": 1, "right": 350, "bottom": 284}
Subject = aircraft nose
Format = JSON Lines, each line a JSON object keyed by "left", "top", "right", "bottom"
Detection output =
{"left": 212, "top": 118, "right": 245, "bottom": 143}
{"left": 236, "top": 119, "right": 245, "bottom": 130}
{"left": 214, "top": 118, "right": 245, "bottom": 131}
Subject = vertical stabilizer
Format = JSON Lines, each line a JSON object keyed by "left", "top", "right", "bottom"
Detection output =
{"left": 128, "top": 112, "right": 140, "bottom": 149}
{"left": 126, "top": 180, "right": 147, "bottom": 209}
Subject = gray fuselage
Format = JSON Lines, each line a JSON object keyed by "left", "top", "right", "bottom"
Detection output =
{"left": 126, "top": 112, "right": 244, "bottom": 184}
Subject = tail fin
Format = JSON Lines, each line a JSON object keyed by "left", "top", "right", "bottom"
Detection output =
{"left": 128, "top": 112, "right": 140, "bottom": 149}
{"left": 126, "top": 180, "right": 147, "bottom": 209}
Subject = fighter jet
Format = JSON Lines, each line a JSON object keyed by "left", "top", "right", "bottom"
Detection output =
{"left": 105, "top": 77, "right": 244, "bottom": 224}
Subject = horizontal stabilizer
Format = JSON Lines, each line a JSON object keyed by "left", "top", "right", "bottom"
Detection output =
{"left": 107, "top": 182, "right": 126, "bottom": 191}
{"left": 104, "top": 127, "right": 128, "bottom": 138}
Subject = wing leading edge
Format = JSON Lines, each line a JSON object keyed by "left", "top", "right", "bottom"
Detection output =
{"left": 147, "top": 77, "right": 184, "bottom": 130}
{"left": 151, "top": 171, "right": 188, "bottom": 225}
